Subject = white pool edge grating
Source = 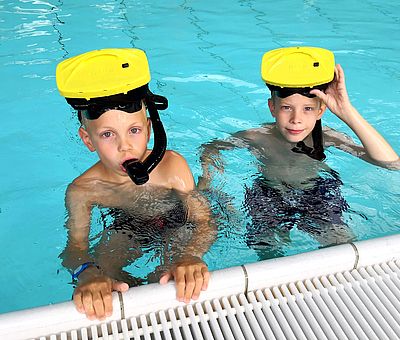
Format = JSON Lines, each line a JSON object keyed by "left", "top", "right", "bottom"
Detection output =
{"left": 2, "top": 233, "right": 400, "bottom": 340}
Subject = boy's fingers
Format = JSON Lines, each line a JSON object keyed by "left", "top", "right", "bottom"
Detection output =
{"left": 201, "top": 267, "right": 210, "bottom": 290}
{"left": 159, "top": 272, "right": 172, "bottom": 285}
{"left": 170, "top": 261, "right": 210, "bottom": 303}
{"left": 309, "top": 89, "right": 326, "bottom": 100}
{"left": 192, "top": 270, "right": 204, "bottom": 300}
{"left": 81, "top": 290, "right": 96, "bottom": 319}
{"left": 335, "top": 64, "right": 347, "bottom": 87}
{"left": 184, "top": 270, "right": 196, "bottom": 303}
{"left": 101, "top": 290, "right": 113, "bottom": 317}
{"left": 334, "top": 64, "right": 339, "bottom": 76}
{"left": 174, "top": 268, "right": 187, "bottom": 302}
{"left": 311, "top": 89, "right": 332, "bottom": 108}
{"left": 112, "top": 280, "right": 129, "bottom": 292}
{"left": 72, "top": 276, "right": 123, "bottom": 320}
{"left": 91, "top": 291, "right": 106, "bottom": 320}
{"left": 73, "top": 291, "right": 85, "bottom": 313}
{"left": 336, "top": 64, "right": 344, "bottom": 76}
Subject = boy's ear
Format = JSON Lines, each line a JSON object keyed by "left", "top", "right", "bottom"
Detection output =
{"left": 78, "top": 127, "right": 96, "bottom": 152}
{"left": 268, "top": 98, "right": 276, "bottom": 117}
{"left": 146, "top": 118, "right": 152, "bottom": 142}
{"left": 317, "top": 101, "right": 327, "bottom": 120}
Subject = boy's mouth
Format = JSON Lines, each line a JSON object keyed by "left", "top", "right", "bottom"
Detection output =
{"left": 121, "top": 158, "right": 139, "bottom": 172}
{"left": 286, "top": 129, "right": 304, "bottom": 135}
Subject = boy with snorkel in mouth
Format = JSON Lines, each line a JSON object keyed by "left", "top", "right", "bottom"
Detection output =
{"left": 57, "top": 48, "right": 215, "bottom": 320}
{"left": 199, "top": 47, "right": 399, "bottom": 259}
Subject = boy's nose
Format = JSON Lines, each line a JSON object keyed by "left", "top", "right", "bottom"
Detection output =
{"left": 118, "top": 136, "right": 133, "bottom": 152}
{"left": 290, "top": 110, "right": 303, "bottom": 124}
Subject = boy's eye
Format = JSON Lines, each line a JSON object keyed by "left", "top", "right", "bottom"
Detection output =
{"left": 101, "top": 131, "right": 113, "bottom": 138}
{"left": 304, "top": 106, "right": 315, "bottom": 111}
{"left": 130, "top": 127, "right": 141, "bottom": 134}
{"left": 281, "top": 105, "right": 291, "bottom": 111}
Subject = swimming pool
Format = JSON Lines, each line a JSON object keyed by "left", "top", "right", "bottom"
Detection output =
{"left": 1, "top": 0, "right": 399, "bottom": 314}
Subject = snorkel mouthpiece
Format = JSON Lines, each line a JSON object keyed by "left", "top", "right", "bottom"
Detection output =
{"left": 123, "top": 160, "right": 149, "bottom": 185}
{"left": 56, "top": 48, "right": 169, "bottom": 185}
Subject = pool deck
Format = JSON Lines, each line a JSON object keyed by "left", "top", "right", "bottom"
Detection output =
{"left": 1, "top": 233, "right": 400, "bottom": 339}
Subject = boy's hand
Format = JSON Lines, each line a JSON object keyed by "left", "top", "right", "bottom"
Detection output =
{"left": 311, "top": 64, "right": 353, "bottom": 121}
{"left": 159, "top": 256, "right": 210, "bottom": 303}
{"left": 73, "top": 274, "right": 129, "bottom": 320}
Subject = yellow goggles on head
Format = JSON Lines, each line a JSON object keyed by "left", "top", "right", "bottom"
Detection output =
{"left": 261, "top": 46, "right": 335, "bottom": 97}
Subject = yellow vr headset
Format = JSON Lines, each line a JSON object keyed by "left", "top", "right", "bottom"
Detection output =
{"left": 56, "top": 48, "right": 168, "bottom": 185}
{"left": 56, "top": 48, "right": 150, "bottom": 100}
{"left": 261, "top": 46, "right": 335, "bottom": 98}
{"left": 56, "top": 48, "right": 168, "bottom": 121}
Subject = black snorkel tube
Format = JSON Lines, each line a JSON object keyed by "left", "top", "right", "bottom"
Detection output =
{"left": 291, "top": 119, "right": 326, "bottom": 161}
{"left": 122, "top": 91, "right": 168, "bottom": 185}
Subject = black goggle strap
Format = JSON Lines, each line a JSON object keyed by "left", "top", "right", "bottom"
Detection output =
{"left": 147, "top": 91, "right": 168, "bottom": 111}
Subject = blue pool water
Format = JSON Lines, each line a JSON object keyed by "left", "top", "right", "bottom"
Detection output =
{"left": 1, "top": 0, "right": 400, "bottom": 314}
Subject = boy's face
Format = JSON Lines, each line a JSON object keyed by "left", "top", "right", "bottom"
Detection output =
{"left": 268, "top": 93, "right": 326, "bottom": 143}
{"left": 79, "top": 105, "right": 151, "bottom": 178}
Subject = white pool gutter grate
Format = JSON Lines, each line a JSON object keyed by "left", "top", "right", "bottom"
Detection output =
{"left": 2, "top": 234, "right": 400, "bottom": 340}
{"left": 36, "top": 260, "right": 400, "bottom": 340}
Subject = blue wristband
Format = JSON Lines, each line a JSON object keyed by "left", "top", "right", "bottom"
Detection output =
{"left": 71, "top": 262, "right": 99, "bottom": 280}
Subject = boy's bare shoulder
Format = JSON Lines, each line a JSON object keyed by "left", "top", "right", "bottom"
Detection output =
{"left": 163, "top": 149, "right": 192, "bottom": 170}
{"left": 323, "top": 126, "right": 353, "bottom": 142}
{"left": 233, "top": 124, "right": 274, "bottom": 139}
{"left": 156, "top": 150, "right": 194, "bottom": 192}
{"left": 69, "top": 163, "right": 102, "bottom": 189}
{"left": 163, "top": 149, "right": 187, "bottom": 162}
{"left": 66, "top": 162, "right": 111, "bottom": 204}
{"left": 230, "top": 124, "right": 275, "bottom": 149}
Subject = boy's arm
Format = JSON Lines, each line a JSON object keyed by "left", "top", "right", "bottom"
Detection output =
{"left": 161, "top": 191, "right": 217, "bottom": 303}
{"left": 61, "top": 182, "right": 128, "bottom": 320}
{"left": 198, "top": 132, "right": 252, "bottom": 190}
{"left": 60, "top": 182, "right": 95, "bottom": 273}
{"left": 159, "top": 153, "right": 217, "bottom": 302}
{"left": 312, "top": 64, "right": 399, "bottom": 169}
{"left": 323, "top": 126, "right": 400, "bottom": 169}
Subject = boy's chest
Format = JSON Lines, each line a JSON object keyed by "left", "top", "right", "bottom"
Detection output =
{"left": 94, "top": 183, "right": 182, "bottom": 217}
{"left": 251, "top": 141, "right": 327, "bottom": 188}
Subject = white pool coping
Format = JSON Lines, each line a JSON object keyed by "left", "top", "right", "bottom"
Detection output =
{"left": 1, "top": 233, "right": 400, "bottom": 339}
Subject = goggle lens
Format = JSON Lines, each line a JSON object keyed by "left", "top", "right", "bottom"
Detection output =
{"left": 274, "top": 88, "right": 316, "bottom": 98}
{"left": 81, "top": 100, "right": 143, "bottom": 120}
{"left": 267, "top": 83, "right": 330, "bottom": 99}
